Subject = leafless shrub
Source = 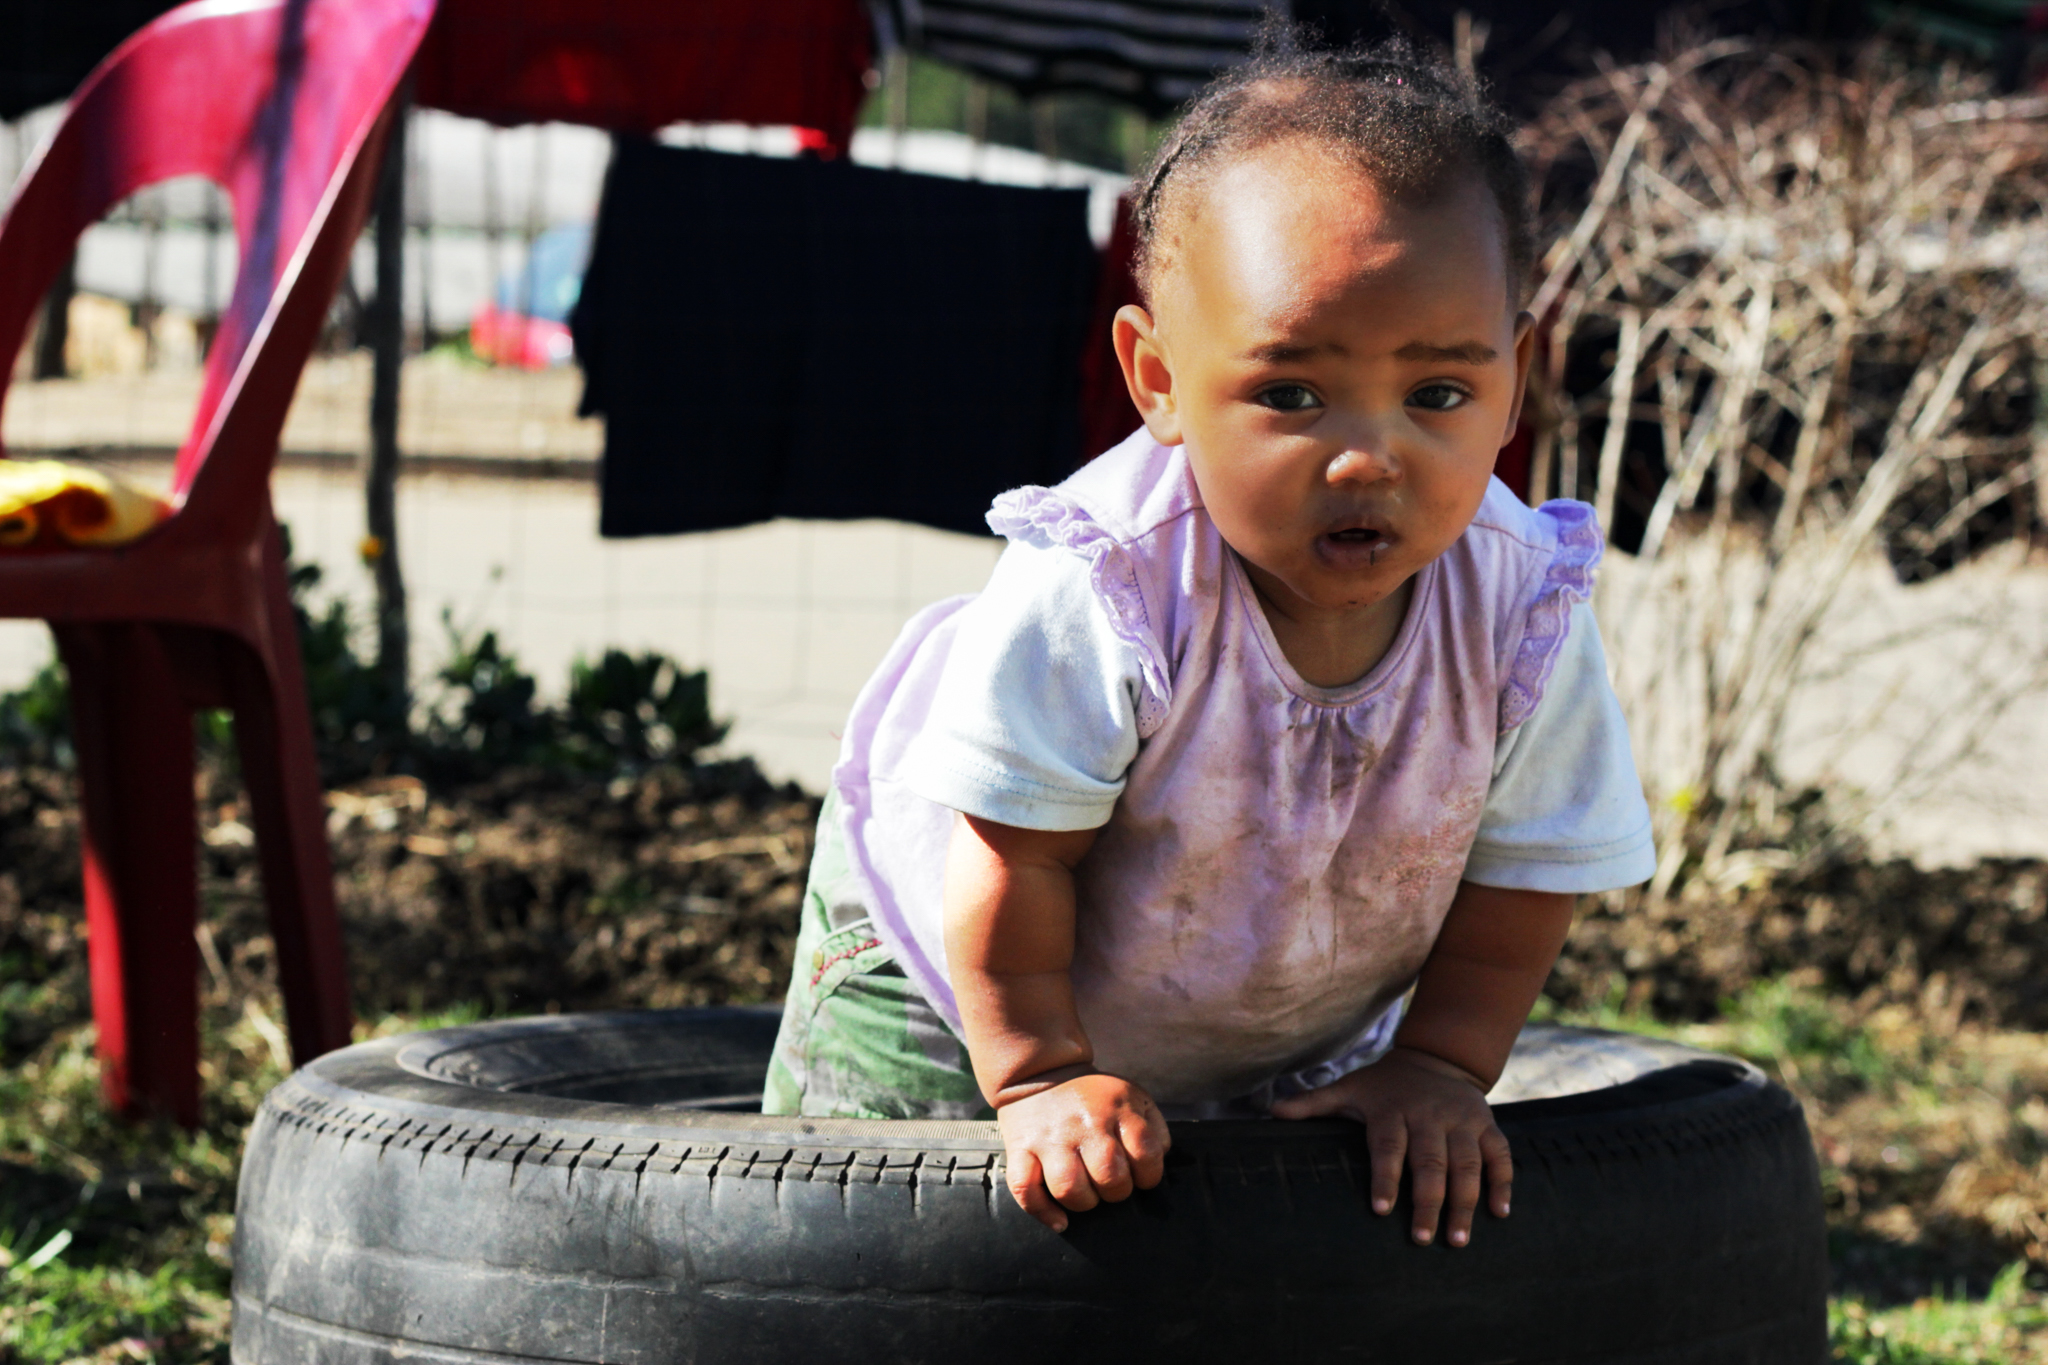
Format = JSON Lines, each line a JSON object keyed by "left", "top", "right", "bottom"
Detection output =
{"left": 1522, "top": 38, "right": 2048, "bottom": 898}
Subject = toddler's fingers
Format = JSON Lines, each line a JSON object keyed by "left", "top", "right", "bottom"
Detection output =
{"left": 1119, "top": 1107, "right": 1170, "bottom": 1190}
{"left": 1005, "top": 1149, "right": 1069, "bottom": 1233}
{"left": 1270, "top": 1088, "right": 1339, "bottom": 1120}
{"left": 1443, "top": 1130, "right": 1485, "bottom": 1248}
{"left": 1079, "top": 1131, "right": 1135, "bottom": 1203}
{"left": 1039, "top": 1146, "right": 1103, "bottom": 1214}
{"left": 1406, "top": 1127, "right": 1449, "bottom": 1246}
{"left": 1480, "top": 1123, "right": 1513, "bottom": 1219}
{"left": 1365, "top": 1115, "right": 1407, "bottom": 1218}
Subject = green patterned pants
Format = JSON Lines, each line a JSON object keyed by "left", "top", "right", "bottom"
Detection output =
{"left": 763, "top": 795, "right": 993, "bottom": 1120}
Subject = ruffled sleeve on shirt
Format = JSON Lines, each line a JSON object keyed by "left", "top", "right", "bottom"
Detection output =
{"left": 1498, "top": 499, "right": 1604, "bottom": 732}
{"left": 898, "top": 535, "right": 1149, "bottom": 832}
{"left": 1468, "top": 598, "right": 1658, "bottom": 893}
{"left": 986, "top": 486, "right": 1173, "bottom": 733}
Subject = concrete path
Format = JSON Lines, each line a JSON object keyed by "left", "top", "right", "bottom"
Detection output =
{"left": 5, "top": 352, "right": 600, "bottom": 467}
{"left": 0, "top": 463, "right": 1000, "bottom": 794}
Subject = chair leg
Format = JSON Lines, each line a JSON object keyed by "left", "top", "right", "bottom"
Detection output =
{"left": 53, "top": 622, "right": 202, "bottom": 1128}
{"left": 226, "top": 530, "right": 353, "bottom": 1064}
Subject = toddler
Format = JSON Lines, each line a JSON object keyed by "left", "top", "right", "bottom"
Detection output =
{"left": 764, "top": 33, "right": 1655, "bottom": 1253}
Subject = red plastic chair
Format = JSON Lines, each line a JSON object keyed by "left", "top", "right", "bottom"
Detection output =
{"left": 0, "top": 0, "right": 435, "bottom": 1125}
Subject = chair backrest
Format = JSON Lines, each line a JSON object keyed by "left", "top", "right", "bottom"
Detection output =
{"left": 0, "top": 0, "right": 434, "bottom": 533}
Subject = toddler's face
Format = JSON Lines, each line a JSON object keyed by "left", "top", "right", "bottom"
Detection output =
{"left": 1119, "top": 142, "right": 1532, "bottom": 622}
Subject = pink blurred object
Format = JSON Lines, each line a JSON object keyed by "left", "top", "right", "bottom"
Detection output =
{"left": 0, "top": 0, "right": 434, "bottom": 1125}
{"left": 470, "top": 301, "right": 575, "bottom": 370}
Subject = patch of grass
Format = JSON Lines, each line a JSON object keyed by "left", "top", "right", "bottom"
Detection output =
{"left": 0, "top": 1242, "right": 225, "bottom": 1365}
{"left": 0, "top": 1020, "right": 252, "bottom": 1364}
{"left": 1537, "top": 971, "right": 1899, "bottom": 1096}
{"left": 1830, "top": 1261, "right": 2048, "bottom": 1363}
{"left": 1714, "top": 975, "right": 1905, "bottom": 1101}
{"left": 355, "top": 1002, "right": 491, "bottom": 1038}
{"left": 1530, "top": 974, "right": 1689, "bottom": 1036}
{"left": 0, "top": 989, "right": 506, "bottom": 1362}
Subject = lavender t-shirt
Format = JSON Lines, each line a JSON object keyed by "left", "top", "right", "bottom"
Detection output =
{"left": 830, "top": 432, "right": 1654, "bottom": 1105}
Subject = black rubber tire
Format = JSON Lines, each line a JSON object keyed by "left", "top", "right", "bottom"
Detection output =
{"left": 231, "top": 1008, "right": 1827, "bottom": 1364}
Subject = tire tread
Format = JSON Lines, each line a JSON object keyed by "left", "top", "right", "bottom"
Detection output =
{"left": 258, "top": 1066, "right": 1799, "bottom": 1197}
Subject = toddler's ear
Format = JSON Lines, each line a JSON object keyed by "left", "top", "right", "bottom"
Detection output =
{"left": 1114, "top": 304, "right": 1184, "bottom": 447}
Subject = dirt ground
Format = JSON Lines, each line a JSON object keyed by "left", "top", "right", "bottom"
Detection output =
{"left": 0, "top": 761, "right": 817, "bottom": 1065}
{"left": 1552, "top": 859, "right": 2048, "bottom": 1033}
{"left": 8, "top": 762, "right": 2047, "bottom": 1045}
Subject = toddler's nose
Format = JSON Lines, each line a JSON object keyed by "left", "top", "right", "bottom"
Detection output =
{"left": 1325, "top": 443, "right": 1399, "bottom": 486}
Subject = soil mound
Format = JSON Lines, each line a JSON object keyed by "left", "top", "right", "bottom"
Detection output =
{"left": 0, "top": 761, "right": 816, "bottom": 1061}
{"left": 1554, "top": 859, "right": 2048, "bottom": 1031}
{"left": 6, "top": 760, "right": 2046, "bottom": 1054}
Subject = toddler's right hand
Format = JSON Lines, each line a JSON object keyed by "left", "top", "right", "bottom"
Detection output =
{"left": 996, "top": 1072, "right": 1170, "bottom": 1232}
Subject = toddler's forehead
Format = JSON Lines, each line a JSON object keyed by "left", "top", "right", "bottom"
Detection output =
{"left": 1156, "top": 150, "right": 1510, "bottom": 327}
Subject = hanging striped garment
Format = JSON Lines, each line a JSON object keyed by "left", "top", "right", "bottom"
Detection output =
{"left": 884, "top": 0, "right": 1284, "bottom": 115}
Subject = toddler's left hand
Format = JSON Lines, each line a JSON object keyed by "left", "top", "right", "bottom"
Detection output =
{"left": 1269, "top": 1045, "right": 1511, "bottom": 1248}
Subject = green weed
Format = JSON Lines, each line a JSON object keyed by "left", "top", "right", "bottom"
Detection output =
{"left": 1830, "top": 1261, "right": 2048, "bottom": 1363}
{"left": 355, "top": 1002, "right": 491, "bottom": 1038}
{"left": 0, "top": 659, "right": 71, "bottom": 770}
{"left": 426, "top": 620, "right": 722, "bottom": 778}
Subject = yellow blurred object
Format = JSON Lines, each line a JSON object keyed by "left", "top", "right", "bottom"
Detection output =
{"left": 0, "top": 500, "right": 38, "bottom": 546}
{"left": 0, "top": 459, "right": 171, "bottom": 550}
{"left": 65, "top": 293, "right": 149, "bottom": 378}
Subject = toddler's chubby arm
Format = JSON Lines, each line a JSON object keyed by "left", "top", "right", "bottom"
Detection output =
{"left": 943, "top": 814, "right": 1170, "bottom": 1233}
{"left": 1272, "top": 882, "right": 1574, "bottom": 1249}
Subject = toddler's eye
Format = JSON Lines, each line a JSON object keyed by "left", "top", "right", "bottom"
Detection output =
{"left": 1258, "top": 384, "right": 1322, "bottom": 412}
{"left": 1408, "top": 384, "right": 1469, "bottom": 412}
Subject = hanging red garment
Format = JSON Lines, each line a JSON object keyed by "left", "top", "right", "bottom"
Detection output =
{"left": 412, "top": 0, "right": 873, "bottom": 152}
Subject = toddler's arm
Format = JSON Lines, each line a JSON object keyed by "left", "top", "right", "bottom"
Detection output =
{"left": 1272, "top": 882, "right": 1574, "bottom": 1248}
{"left": 942, "top": 814, "right": 1170, "bottom": 1232}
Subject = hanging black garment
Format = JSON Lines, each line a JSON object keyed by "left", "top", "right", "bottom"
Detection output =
{"left": 881, "top": 0, "right": 1272, "bottom": 115}
{"left": 573, "top": 138, "right": 1095, "bottom": 539}
{"left": 0, "top": 1, "right": 181, "bottom": 118}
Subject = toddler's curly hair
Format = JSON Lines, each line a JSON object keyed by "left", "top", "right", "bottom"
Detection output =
{"left": 1133, "top": 24, "right": 1534, "bottom": 304}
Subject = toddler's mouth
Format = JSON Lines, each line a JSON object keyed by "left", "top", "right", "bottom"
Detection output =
{"left": 1318, "top": 524, "right": 1396, "bottom": 566}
